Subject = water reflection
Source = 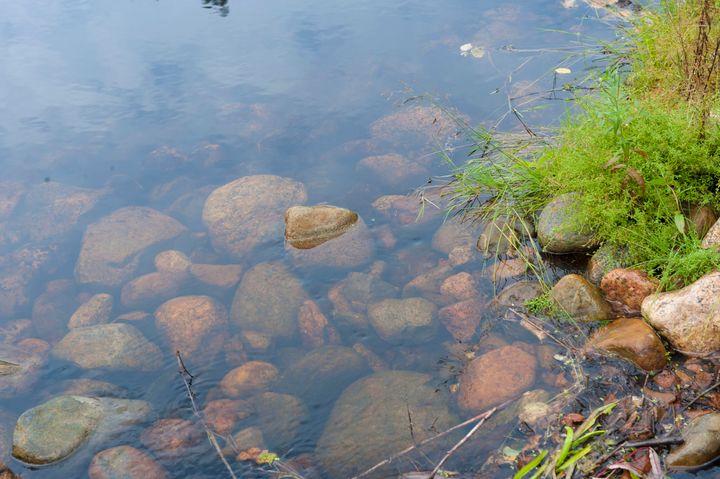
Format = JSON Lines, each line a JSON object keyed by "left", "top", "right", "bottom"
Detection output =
{"left": 202, "top": 0, "right": 229, "bottom": 16}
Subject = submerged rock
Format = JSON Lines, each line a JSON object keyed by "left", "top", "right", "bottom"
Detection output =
{"left": 203, "top": 175, "right": 307, "bottom": 257}
{"left": 357, "top": 153, "right": 428, "bottom": 185}
{"left": 75, "top": 207, "right": 186, "bottom": 287}
{"left": 476, "top": 216, "right": 534, "bottom": 258}
{"left": 432, "top": 220, "right": 479, "bottom": 255}
{"left": 52, "top": 323, "right": 162, "bottom": 371}
{"left": 642, "top": 272, "right": 720, "bottom": 354}
{"left": 139, "top": 418, "right": 203, "bottom": 460}
{"left": 288, "top": 216, "right": 374, "bottom": 268}
{"left": 189, "top": 263, "right": 243, "bottom": 290}
{"left": 537, "top": 193, "right": 598, "bottom": 253}
{"left": 89, "top": 445, "right": 168, "bottom": 479}
{"left": 0, "top": 246, "right": 56, "bottom": 317}
{"left": 12, "top": 396, "right": 152, "bottom": 466}
{"left": 121, "top": 272, "right": 187, "bottom": 309}
{"left": 402, "top": 262, "right": 453, "bottom": 304}
{"left": 371, "top": 194, "right": 441, "bottom": 226}
{"left": 329, "top": 271, "right": 399, "bottom": 329}
{"left": 550, "top": 274, "right": 611, "bottom": 321}
{"left": 231, "top": 262, "right": 307, "bottom": 341}
{"left": 220, "top": 361, "right": 279, "bottom": 398}
{"left": 368, "top": 297, "right": 437, "bottom": 344}
{"left": 297, "top": 300, "right": 341, "bottom": 349}
{"left": 154, "top": 250, "right": 192, "bottom": 274}
{"left": 600, "top": 268, "right": 658, "bottom": 314}
{"left": 251, "top": 392, "right": 308, "bottom": 451}
{"left": 68, "top": 293, "right": 114, "bottom": 329}
{"left": 316, "top": 371, "right": 457, "bottom": 478}
{"left": 457, "top": 345, "right": 537, "bottom": 413}
{"left": 0, "top": 344, "right": 44, "bottom": 398}
{"left": 585, "top": 318, "right": 667, "bottom": 371}
{"left": 284, "top": 205, "right": 359, "bottom": 249}
{"left": 667, "top": 413, "right": 720, "bottom": 470}
{"left": 440, "top": 272, "right": 478, "bottom": 302}
{"left": 493, "top": 281, "right": 543, "bottom": 308}
{"left": 439, "top": 299, "right": 484, "bottom": 343}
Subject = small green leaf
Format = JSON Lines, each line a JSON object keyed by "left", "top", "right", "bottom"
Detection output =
{"left": 513, "top": 450, "right": 547, "bottom": 479}
{"left": 558, "top": 445, "right": 593, "bottom": 471}
{"left": 555, "top": 426, "right": 575, "bottom": 470}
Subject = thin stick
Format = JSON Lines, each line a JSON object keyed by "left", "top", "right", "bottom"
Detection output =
{"left": 681, "top": 378, "right": 720, "bottom": 411}
{"left": 428, "top": 408, "right": 497, "bottom": 478}
{"left": 351, "top": 401, "right": 511, "bottom": 479}
{"left": 176, "top": 351, "right": 239, "bottom": 479}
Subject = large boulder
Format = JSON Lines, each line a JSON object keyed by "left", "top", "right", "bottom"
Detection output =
{"left": 0, "top": 345, "right": 45, "bottom": 398}
{"left": 154, "top": 295, "right": 228, "bottom": 361}
{"left": 368, "top": 298, "right": 438, "bottom": 344}
{"left": 457, "top": 345, "right": 537, "bottom": 413}
{"left": 316, "top": 371, "right": 457, "bottom": 478}
{"left": 12, "top": 396, "right": 152, "bottom": 466}
{"left": 52, "top": 323, "right": 163, "bottom": 371}
{"left": 537, "top": 193, "right": 598, "bottom": 253}
{"left": 585, "top": 318, "right": 667, "bottom": 371}
{"left": 75, "top": 207, "right": 186, "bottom": 287}
{"left": 550, "top": 274, "right": 611, "bottom": 321}
{"left": 667, "top": 413, "right": 720, "bottom": 470}
{"left": 231, "top": 263, "right": 307, "bottom": 341}
{"left": 89, "top": 446, "right": 168, "bottom": 479}
{"left": 202, "top": 175, "right": 307, "bottom": 257}
{"left": 642, "top": 272, "right": 720, "bottom": 354}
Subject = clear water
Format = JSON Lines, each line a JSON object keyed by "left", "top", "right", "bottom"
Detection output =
{"left": 0, "top": 1, "right": 649, "bottom": 478}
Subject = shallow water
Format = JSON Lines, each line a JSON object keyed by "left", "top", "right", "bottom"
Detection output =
{"left": 0, "top": 1, "right": 674, "bottom": 478}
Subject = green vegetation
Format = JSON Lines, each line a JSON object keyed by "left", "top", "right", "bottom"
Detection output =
{"left": 446, "top": 0, "right": 720, "bottom": 291}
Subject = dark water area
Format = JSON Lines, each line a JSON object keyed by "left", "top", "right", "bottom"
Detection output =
{"left": 0, "top": 1, "right": 683, "bottom": 478}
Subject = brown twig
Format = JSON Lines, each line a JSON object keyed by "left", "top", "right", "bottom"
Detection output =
{"left": 623, "top": 436, "right": 684, "bottom": 448}
{"left": 176, "top": 351, "right": 239, "bottom": 479}
{"left": 681, "top": 379, "right": 720, "bottom": 411}
{"left": 351, "top": 401, "right": 512, "bottom": 479}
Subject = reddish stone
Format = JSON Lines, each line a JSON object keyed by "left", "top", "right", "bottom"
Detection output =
{"left": 600, "top": 268, "right": 659, "bottom": 314}
{"left": 440, "top": 273, "right": 478, "bottom": 302}
{"left": 220, "top": 361, "right": 278, "bottom": 398}
{"left": 298, "top": 300, "right": 341, "bottom": 349}
{"left": 439, "top": 299, "right": 484, "bottom": 343}
{"left": 457, "top": 345, "right": 537, "bottom": 412}
{"left": 653, "top": 370, "right": 676, "bottom": 389}
{"left": 585, "top": 318, "right": 667, "bottom": 371}
{"left": 16, "top": 338, "right": 49, "bottom": 355}
{"left": 203, "top": 399, "right": 253, "bottom": 435}
{"left": 89, "top": 446, "right": 167, "bottom": 479}
{"left": 140, "top": 419, "right": 203, "bottom": 459}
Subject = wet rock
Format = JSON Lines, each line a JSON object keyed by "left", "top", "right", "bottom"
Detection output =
{"left": 689, "top": 205, "right": 717, "bottom": 239}
{"left": 89, "top": 445, "right": 168, "bottom": 479}
{"left": 352, "top": 343, "right": 388, "bottom": 371}
{"left": 298, "top": 300, "right": 341, "bottom": 349}
{"left": 368, "top": 298, "right": 437, "bottom": 344}
{"left": 32, "top": 279, "right": 79, "bottom": 341}
{"left": 68, "top": 293, "right": 114, "bottom": 329}
{"left": 166, "top": 186, "right": 214, "bottom": 228}
{"left": 585, "top": 318, "right": 667, "bottom": 371}
{"left": 0, "top": 461, "right": 19, "bottom": 479}
{"left": 189, "top": 263, "right": 243, "bottom": 289}
{"left": 600, "top": 268, "right": 658, "bottom": 314}
{"left": 203, "top": 175, "right": 307, "bottom": 257}
{"left": 76, "top": 207, "right": 186, "bottom": 287}
{"left": 154, "top": 250, "right": 191, "bottom": 274}
{"left": 16, "top": 338, "right": 49, "bottom": 355}
{"left": 316, "top": 370, "right": 457, "bottom": 478}
{"left": 493, "top": 281, "right": 543, "bottom": 308}
{"left": 487, "top": 258, "right": 527, "bottom": 281}
{"left": 550, "top": 274, "right": 611, "bottom": 321}
{"left": 357, "top": 154, "right": 428, "bottom": 185}
{"left": 667, "top": 413, "right": 720, "bottom": 470}
{"left": 329, "top": 271, "right": 399, "bottom": 329}
{"left": 121, "top": 272, "right": 187, "bottom": 309}
{"left": 251, "top": 392, "right": 308, "bottom": 451}
{"left": 52, "top": 323, "right": 162, "bottom": 371}
{"left": 371, "top": 194, "right": 441, "bottom": 226}
{"left": 284, "top": 205, "right": 359, "bottom": 249}
{"left": 155, "top": 295, "right": 228, "bottom": 362}
{"left": 432, "top": 220, "right": 478, "bottom": 255}
{"left": 537, "top": 193, "right": 598, "bottom": 253}
{"left": 702, "top": 217, "right": 720, "bottom": 249}
{"left": 368, "top": 106, "right": 460, "bottom": 148}
{"left": 240, "top": 330, "right": 273, "bottom": 353}
{"left": 12, "top": 395, "right": 152, "bottom": 466}
{"left": 440, "top": 272, "right": 478, "bottom": 302}
{"left": 289, "top": 216, "right": 374, "bottom": 268}
{"left": 203, "top": 399, "right": 253, "bottom": 436}
{"left": 448, "top": 244, "right": 477, "bottom": 266}
{"left": 278, "top": 346, "right": 369, "bottom": 406}
{"left": 457, "top": 345, "right": 537, "bottom": 413}
{"left": 0, "top": 319, "right": 32, "bottom": 344}
{"left": 220, "top": 361, "right": 279, "bottom": 398}
{"left": 587, "top": 243, "right": 630, "bottom": 285}
{"left": 139, "top": 418, "right": 203, "bottom": 460}
{"left": 231, "top": 262, "right": 307, "bottom": 341}
{"left": 439, "top": 299, "right": 484, "bottom": 343}
{"left": 0, "top": 345, "right": 44, "bottom": 398}
{"left": 642, "top": 272, "right": 720, "bottom": 354}
{"left": 0, "top": 246, "right": 56, "bottom": 317}
{"left": 476, "top": 216, "right": 534, "bottom": 258}
{"left": 402, "top": 262, "right": 453, "bottom": 304}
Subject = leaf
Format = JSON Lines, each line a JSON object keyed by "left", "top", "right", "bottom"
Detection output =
{"left": 558, "top": 445, "right": 593, "bottom": 471}
{"left": 513, "top": 450, "right": 547, "bottom": 479}
{"left": 555, "top": 426, "right": 575, "bottom": 470}
{"left": 674, "top": 213, "right": 687, "bottom": 235}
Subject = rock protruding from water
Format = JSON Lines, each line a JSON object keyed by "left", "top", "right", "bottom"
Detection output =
{"left": 12, "top": 396, "right": 152, "bottom": 466}
{"left": 75, "top": 207, "right": 186, "bottom": 287}
{"left": 288, "top": 216, "right": 374, "bottom": 268}
{"left": 585, "top": 318, "right": 667, "bottom": 371}
{"left": 231, "top": 262, "right": 307, "bottom": 341}
{"left": 89, "top": 445, "right": 168, "bottom": 479}
{"left": 0, "top": 345, "right": 44, "bottom": 398}
{"left": 368, "top": 297, "right": 437, "bottom": 344}
{"left": 667, "top": 413, "right": 720, "bottom": 470}
{"left": 155, "top": 295, "right": 228, "bottom": 361}
{"left": 642, "top": 272, "right": 720, "bottom": 354}
{"left": 316, "top": 371, "right": 457, "bottom": 478}
{"left": 284, "top": 205, "right": 359, "bottom": 249}
{"left": 457, "top": 345, "right": 537, "bottom": 413}
{"left": 203, "top": 175, "right": 307, "bottom": 257}
{"left": 537, "top": 193, "right": 598, "bottom": 253}
{"left": 550, "top": 274, "right": 611, "bottom": 321}
{"left": 52, "top": 323, "right": 163, "bottom": 371}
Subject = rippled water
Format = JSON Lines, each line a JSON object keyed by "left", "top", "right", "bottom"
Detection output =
{"left": 0, "top": 1, "right": 632, "bottom": 478}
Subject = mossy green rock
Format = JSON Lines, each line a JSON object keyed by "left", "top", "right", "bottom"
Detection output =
{"left": 667, "top": 413, "right": 720, "bottom": 470}
{"left": 316, "top": 371, "right": 457, "bottom": 478}
{"left": 537, "top": 193, "right": 598, "bottom": 253}
{"left": 587, "top": 243, "right": 630, "bottom": 285}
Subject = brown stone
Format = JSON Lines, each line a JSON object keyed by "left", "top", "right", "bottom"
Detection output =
{"left": 220, "top": 361, "right": 279, "bottom": 398}
{"left": 600, "top": 268, "right": 659, "bottom": 314}
{"left": 493, "top": 281, "right": 543, "bottom": 308}
{"left": 68, "top": 293, "right": 114, "bottom": 329}
{"left": 550, "top": 274, "right": 611, "bottom": 321}
{"left": 298, "top": 300, "right": 341, "bottom": 349}
{"left": 432, "top": 220, "right": 478, "bottom": 255}
{"left": 0, "top": 246, "right": 56, "bottom": 317}
{"left": 203, "top": 399, "right": 253, "bottom": 436}
{"left": 284, "top": 205, "right": 359, "bottom": 249}
{"left": 189, "top": 263, "right": 243, "bottom": 289}
{"left": 89, "top": 446, "right": 168, "bottom": 479}
{"left": 140, "top": 419, "right": 203, "bottom": 459}
{"left": 288, "top": 216, "right": 374, "bottom": 268}
{"left": 586, "top": 318, "right": 667, "bottom": 371}
{"left": 488, "top": 258, "right": 527, "bottom": 281}
{"left": 402, "top": 262, "right": 453, "bottom": 304}
{"left": 352, "top": 343, "right": 388, "bottom": 371}
{"left": 438, "top": 299, "right": 484, "bottom": 343}
{"left": 121, "top": 272, "right": 187, "bottom": 309}
{"left": 457, "top": 345, "right": 537, "bottom": 412}
{"left": 440, "top": 272, "right": 478, "bottom": 302}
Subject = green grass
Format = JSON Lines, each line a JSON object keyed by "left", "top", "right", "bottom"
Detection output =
{"left": 446, "top": 0, "right": 720, "bottom": 292}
